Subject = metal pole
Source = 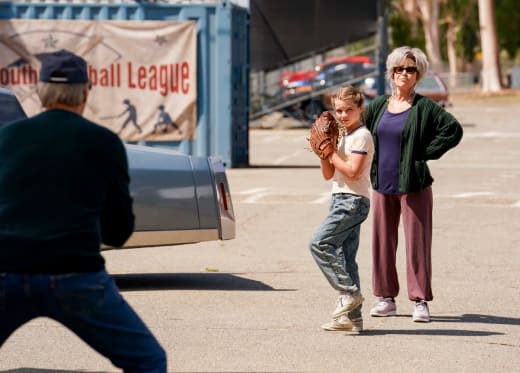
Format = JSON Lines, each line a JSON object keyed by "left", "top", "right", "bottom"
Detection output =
{"left": 376, "top": 0, "right": 389, "bottom": 96}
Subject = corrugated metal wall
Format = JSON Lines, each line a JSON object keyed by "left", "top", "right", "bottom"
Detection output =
{"left": 0, "top": 1, "right": 250, "bottom": 167}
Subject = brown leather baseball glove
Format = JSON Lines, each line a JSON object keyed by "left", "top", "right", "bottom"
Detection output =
{"left": 308, "top": 111, "right": 340, "bottom": 160}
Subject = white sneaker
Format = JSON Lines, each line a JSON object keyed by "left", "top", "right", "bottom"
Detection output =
{"left": 322, "top": 315, "right": 363, "bottom": 332}
{"left": 413, "top": 301, "right": 430, "bottom": 322}
{"left": 370, "top": 297, "right": 397, "bottom": 317}
{"left": 331, "top": 292, "right": 364, "bottom": 319}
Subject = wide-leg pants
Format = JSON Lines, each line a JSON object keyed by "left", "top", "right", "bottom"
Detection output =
{"left": 371, "top": 186, "right": 433, "bottom": 301}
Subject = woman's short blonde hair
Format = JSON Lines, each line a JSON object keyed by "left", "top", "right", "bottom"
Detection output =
{"left": 37, "top": 82, "right": 86, "bottom": 107}
{"left": 385, "top": 46, "right": 429, "bottom": 88}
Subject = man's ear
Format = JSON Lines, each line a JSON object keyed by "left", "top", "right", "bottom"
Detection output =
{"left": 83, "top": 83, "right": 90, "bottom": 103}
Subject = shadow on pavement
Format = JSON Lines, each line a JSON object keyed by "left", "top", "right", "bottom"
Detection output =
{"left": 0, "top": 370, "right": 105, "bottom": 373}
{"left": 248, "top": 164, "right": 319, "bottom": 169}
{"left": 112, "top": 273, "right": 295, "bottom": 292}
{"left": 431, "top": 314, "right": 520, "bottom": 326}
{"left": 2, "top": 371, "right": 296, "bottom": 373}
{"left": 358, "top": 329, "right": 504, "bottom": 337}
{"left": 357, "top": 313, "right": 519, "bottom": 337}
{"left": 374, "top": 313, "right": 519, "bottom": 327}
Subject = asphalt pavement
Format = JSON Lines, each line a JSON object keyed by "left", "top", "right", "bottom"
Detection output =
{"left": 1, "top": 93, "right": 519, "bottom": 373}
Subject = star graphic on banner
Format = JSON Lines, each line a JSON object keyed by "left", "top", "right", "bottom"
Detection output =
{"left": 154, "top": 35, "right": 167, "bottom": 45}
{"left": 42, "top": 34, "right": 59, "bottom": 49}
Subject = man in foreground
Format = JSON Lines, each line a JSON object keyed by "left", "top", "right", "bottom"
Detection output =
{"left": 0, "top": 50, "right": 167, "bottom": 372}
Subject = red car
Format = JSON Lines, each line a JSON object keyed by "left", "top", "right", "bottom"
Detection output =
{"left": 277, "top": 56, "right": 375, "bottom": 120}
{"left": 280, "top": 55, "right": 374, "bottom": 97}
{"left": 280, "top": 69, "right": 316, "bottom": 98}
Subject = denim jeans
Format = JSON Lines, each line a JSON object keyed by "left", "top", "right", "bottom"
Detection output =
{"left": 0, "top": 270, "right": 166, "bottom": 372}
{"left": 310, "top": 193, "right": 370, "bottom": 319}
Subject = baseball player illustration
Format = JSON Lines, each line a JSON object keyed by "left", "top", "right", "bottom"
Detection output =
{"left": 153, "top": 105, "right": 182, "bottom": 134}
{"left": 114, "top": 99, "right": 142, "bottom": 134}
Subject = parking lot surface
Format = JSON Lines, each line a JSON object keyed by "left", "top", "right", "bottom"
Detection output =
{"left": 1, "top": 94, "right": 520, "bottom": 373}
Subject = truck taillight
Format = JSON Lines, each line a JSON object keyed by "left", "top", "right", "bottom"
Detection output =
{"left": 219, "top": 182, "right": 228, "bottom": 211}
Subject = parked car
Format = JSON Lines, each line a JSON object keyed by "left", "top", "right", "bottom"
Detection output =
{"left": 362, "top": 72, "right": 451, "bottom": 108}
{"left": 0, "top": 87, "right": 236, "bottom": 248}
{"left": 277, "top": 56, "right": 376, "bottom": 121}
{"left": 414, "top": 72, "right": 451, "bottom": 107}
{"left": 313, "top": 56, "right": 375, "bottom": 90}
{"left": 279, "top": 56, "right": 374, "bottom": 97}
{"left": 280, "top": 69, "right": 316, "bottom": 99}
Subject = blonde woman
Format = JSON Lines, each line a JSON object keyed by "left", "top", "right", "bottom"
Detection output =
{"left": 365, "top": 46, "right": 463, "bottom": 322}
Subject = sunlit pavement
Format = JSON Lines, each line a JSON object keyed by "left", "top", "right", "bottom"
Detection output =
{"left": 1, "top": 94, "right": 519, "bottom": 373}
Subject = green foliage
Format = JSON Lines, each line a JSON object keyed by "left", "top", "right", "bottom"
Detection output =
{"left": 454, "top": 0, "right": 479, "bottom": 63}
{"left": 495, "top": 0, "right": 520, "bottom": 59}
{"left": 386, "top": 0, "right": 518, "bottom": 68}
{"left": 436, "top": 0, "right": 479, "bottom": 64}
{"left": 459, "top": 15, "right": 479, "bottom": 63}
{"left": 388, "top": 12, "right": 425, "bottom": 51}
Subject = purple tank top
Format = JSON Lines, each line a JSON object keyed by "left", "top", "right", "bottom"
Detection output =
{"left": 376, "top": 108, "right": 410, "bottom": 194}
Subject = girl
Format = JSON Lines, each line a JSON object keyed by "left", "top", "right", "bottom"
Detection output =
{"left": 309, "top": 85, "right": 374, "bottom": 332}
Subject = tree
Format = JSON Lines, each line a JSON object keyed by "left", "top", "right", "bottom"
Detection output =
{"left": 495, "top": 0, "right": 520, "bottom": 60}
{"left": 389, "top": 0, "right": 517, "bottom": 91}
{"left": 440, "top": 0, "right": 478, "bottom": 87}
{"left": 478, "top": 0, "right": 502, "bottom": 91}
{"left": 441, "top": 1, "right": 459, "bottom": 87}
{"left": 417, "top": 0, "right": 443, "bottom": 72}
{"left": 389, "top": 11, "right": 425, "bottom": 51}
{"left": 390, "top": 0, "right": 443, "bottom": 72}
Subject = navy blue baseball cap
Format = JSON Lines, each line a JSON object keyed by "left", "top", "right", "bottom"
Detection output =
{"left": 39, "top": 49, "right": 88, "bottom": 84}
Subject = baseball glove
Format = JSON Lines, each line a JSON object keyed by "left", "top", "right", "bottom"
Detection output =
{"left": 308, "top": 111, "right": 340, "bottom": 160}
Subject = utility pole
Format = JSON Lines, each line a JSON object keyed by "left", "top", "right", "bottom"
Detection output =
{"left": 377, "top": 0, "right": 389, "bottom": 96}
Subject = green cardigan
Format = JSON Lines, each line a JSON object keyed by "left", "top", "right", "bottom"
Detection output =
{"left": 365, "top": 94, "right": 463, "bottom": 193}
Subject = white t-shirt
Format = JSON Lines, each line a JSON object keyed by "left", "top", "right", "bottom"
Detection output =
{"left": 331, "top": 126, "right": 374, "bottom": 199}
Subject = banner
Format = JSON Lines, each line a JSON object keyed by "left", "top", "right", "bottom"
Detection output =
{"left": 0, "top": 19, "right": 197, "bottom": 141}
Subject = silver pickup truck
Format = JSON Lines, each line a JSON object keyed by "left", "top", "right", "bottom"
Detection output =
{"left": 0, "top": 86, "right": 236, "bottom": 248}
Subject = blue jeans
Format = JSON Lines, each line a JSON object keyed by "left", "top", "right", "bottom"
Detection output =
{"left": 0, "top": 270, "right": 166, "bottom": 372}
{"left": 310, "top": 193, "right": 370, "bottom": 319}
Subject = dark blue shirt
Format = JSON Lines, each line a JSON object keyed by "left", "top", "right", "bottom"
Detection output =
{"left": 376, "top": 108, "right": 410, "bottom": 194}
{"left": 0, "top": 109, "right": 134, "bottom": 273}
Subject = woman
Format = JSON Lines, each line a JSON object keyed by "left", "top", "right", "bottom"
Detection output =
{"left": 309, "top": 86, "right": 374, "bottom": 332}
{"left": 364, "top": 46, "right": 463, "bottom": 322}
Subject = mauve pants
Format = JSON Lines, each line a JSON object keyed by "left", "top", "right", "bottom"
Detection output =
{"left": 371, "top": 186, "right": 433, "bottom": 302}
